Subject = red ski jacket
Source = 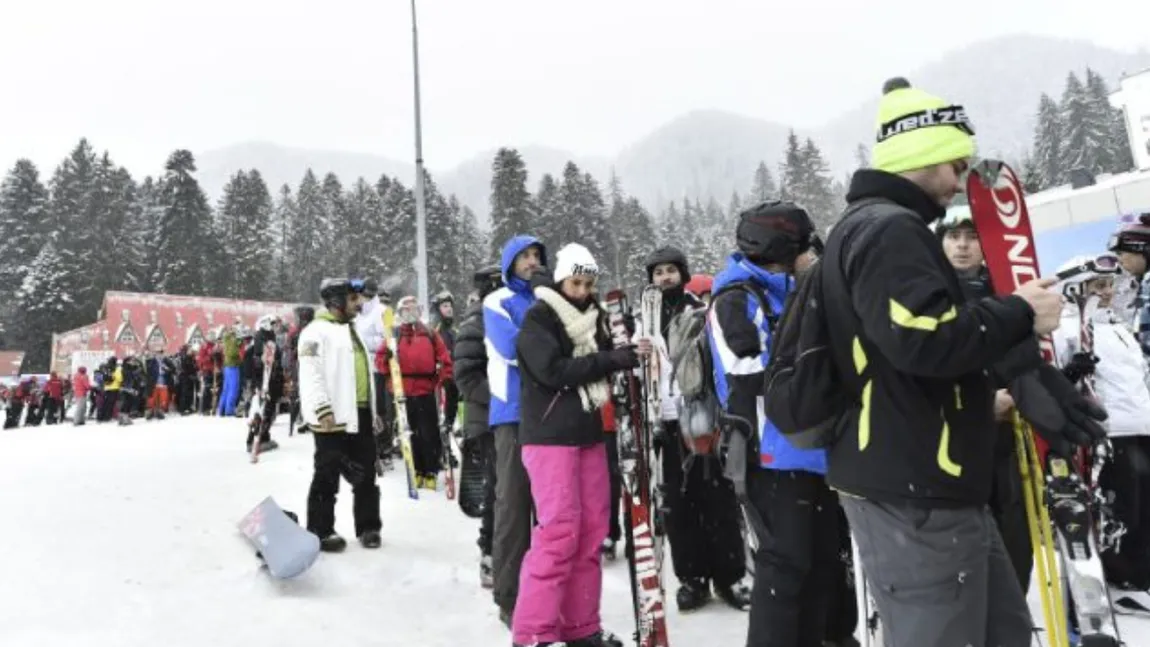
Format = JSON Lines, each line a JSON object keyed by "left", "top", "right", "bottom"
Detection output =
{"left": 72, "top": 370, "right": 92, "bottom": 399}
{"left": 375, "top": 323, "right": 453, "bottom": 397}
{"left": 197, "top": 342, "right": 216, "bottom": 373}
{"left": 44, "top": 374, "right": 64, "bottom": 400}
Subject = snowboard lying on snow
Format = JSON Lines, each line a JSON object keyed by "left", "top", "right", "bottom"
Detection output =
{"left": 238, "top": 496, "right": 320, "bottom": 578}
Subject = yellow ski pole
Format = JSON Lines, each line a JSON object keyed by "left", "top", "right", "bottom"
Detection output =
{"left": 1027, "top": 426, "right": 1069, "bottom": 646}
{"left": 1014, "top": 416, "right": 1067, "bottom": 647}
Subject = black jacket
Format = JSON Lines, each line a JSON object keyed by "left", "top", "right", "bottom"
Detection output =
{"left": 516, "top": 288, "right": 625, "bottom": 447}
{"left": 453, "top": 301, "right": 491, "bottom": 439}
{"left": 824, "top": 169, "right": 1036, "bottom": 507}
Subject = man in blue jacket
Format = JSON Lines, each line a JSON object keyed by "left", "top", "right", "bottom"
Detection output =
{"left": 484, "top": 234, "right": 547, "bottom": 626}
{"left": 709, "top": 202, "right": 846, "bottom": 647}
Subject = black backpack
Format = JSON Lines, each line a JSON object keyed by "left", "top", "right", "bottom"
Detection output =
{"left": 762, "top": 202, "right": 873, "bottom": 450}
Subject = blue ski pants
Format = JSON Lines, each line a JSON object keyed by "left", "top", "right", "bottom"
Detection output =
{"left": 218, "top": 366, "right": 241, "bottom": 416}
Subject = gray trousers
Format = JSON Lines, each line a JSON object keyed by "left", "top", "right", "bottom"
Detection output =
{"left": 492, "top": 423, "right": 532, "bottom": 613}
{"left": 842, "top": 496, "right": 1033, "bottom": 647}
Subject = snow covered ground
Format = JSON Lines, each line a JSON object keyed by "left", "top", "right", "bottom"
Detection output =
{"left": 0, "top": 416, "right": 1146, "bottom": 647}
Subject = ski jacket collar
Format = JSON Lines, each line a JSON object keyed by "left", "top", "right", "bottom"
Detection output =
{"left": 846, "top": 168, "right": 947, "bottom": 228}
{"left": 500, "top": 235, "right": 547, "bottom": 294}
{"left": 713, "top": 253, "right": 792, "bottom": 305}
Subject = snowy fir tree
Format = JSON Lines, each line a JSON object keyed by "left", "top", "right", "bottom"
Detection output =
{"left": 153, "top": 150, "right": 216, "bottom": 296}
{"left": 798, "top": 138, "right": 838, "bottom": 231}
{"left": 749, "top": 161, "right": 777, "bottom": 203}
{"left": 450, "top": 196, "right": 490, "bottom": 299}
{"left": 132, "top": 176, "right": 165, "bottom": 293}
{"left": 0, "top": 160, "right": 50, "bottom": 329}
{"left": 378, "top": 177, "right": 417, "bottom": 291}
{"left": 423, "top": 170, "right": 464, "bottom": 305}
{"left": 11, "top": 242, "right": 72, "bottom": 370}
{"left": 288, "top": 170, "right": 329, "bottom": 303}
{"left": 1059, "top": 71, "right": 1109, "bottom": 175}
{"left": 854, "top": 143, "right": 870, "bottom": 170}
{"left": 532, "top": 173, "right": 562, "bottom": 255}
{"left": 488, "top": 148, "right": 535, "bottom": 257}
{"left": 214, "top": 170, "right": 273, "bottom": 299}
{"left": 1032, "top": 93, "right": 1064, "bottom": 190}
{"left": 348, "top": 178, "right": 383, "bottom": 282}
{"left": 1085, "top": 68, "right": 1135, "bottom": 175}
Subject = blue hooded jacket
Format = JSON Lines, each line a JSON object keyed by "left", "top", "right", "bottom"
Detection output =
{"left": 707, "top": 253, "right": 827, "bottom": 474}
{"left": 483, "top": 235, "right": 547, "bottom": 427}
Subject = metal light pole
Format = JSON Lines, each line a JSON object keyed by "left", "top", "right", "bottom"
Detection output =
{"left": 410, "top": 0, "right": 429, "bottom": 312}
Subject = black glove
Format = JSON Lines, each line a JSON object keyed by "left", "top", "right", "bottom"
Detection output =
{"left": 1007, "top": 363, "right": 1108, "bottom": 460}
{"left": 1061, "top": 352, "right": 1099, "bottom": 385}
{"left": 607, "top": 345, "right": 640, "bottom": 371}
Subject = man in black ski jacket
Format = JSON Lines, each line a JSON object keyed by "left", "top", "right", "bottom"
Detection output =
{"left": 822, "top": 77, "right": 1105, "bottom": 647}
{"left": 453, "top": 264, "right": 503, "bottom": 589}
{"left": 643, "top": 246, "right": 750, "bottom": 612}
{"left": 433, "top": 290, "right": 461, "bottom": 433}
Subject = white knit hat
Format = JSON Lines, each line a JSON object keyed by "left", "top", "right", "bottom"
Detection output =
{"left": 553, "top": 243, "right": 600, "bottom": 284}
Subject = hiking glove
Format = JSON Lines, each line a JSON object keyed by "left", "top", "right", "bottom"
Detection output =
{"left": 1007, "top": 363, "right": 1107, "bottom": 460}
{"left": 607, "top": 346, "right": 640, "bottom": 371}
{"left": 1061, "top": 352, "right": 1098, "bottom": 385}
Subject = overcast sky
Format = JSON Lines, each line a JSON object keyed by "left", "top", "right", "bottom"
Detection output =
{"left": 1, "top": 0, "right": 1148, "bottom": 179}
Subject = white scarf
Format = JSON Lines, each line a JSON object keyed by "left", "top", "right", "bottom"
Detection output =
{"left": 534, "top": 286, "right": 611, "bottom": 411}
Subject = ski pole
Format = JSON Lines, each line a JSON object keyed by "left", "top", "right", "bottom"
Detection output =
{"left": 1016, "top": 418, "right": 1068, "bottom": 647}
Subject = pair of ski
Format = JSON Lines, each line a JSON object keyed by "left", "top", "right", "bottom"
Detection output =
{"left": 381, "top": 307, "right": 456, "bottom": 501}
{"left": 249, "top": 341, "right": 277, "bottom": 464}
{"left": 604, "top": 287, "right": 671, "bottom": 647}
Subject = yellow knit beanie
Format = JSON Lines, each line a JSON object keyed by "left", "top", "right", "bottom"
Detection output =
{"left": 871, "top": 77, "right": 976, "bottom": 174}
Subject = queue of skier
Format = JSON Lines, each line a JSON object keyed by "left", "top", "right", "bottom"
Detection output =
{"left": 251, "top": 74, "right": 1150, "bottom": 647}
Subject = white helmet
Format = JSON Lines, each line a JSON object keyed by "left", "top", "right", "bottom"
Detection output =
{"left": 256, "top": 314, "right": 275, "bottom": 332}
{"left": 1055, "top": 253, "right": 1120, "bottom": 297}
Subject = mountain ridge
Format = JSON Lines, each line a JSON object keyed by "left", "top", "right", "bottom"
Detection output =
{"left": 194, "top": 33, "right": 1150, "bottom": 223}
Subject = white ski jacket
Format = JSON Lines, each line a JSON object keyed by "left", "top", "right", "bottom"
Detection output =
{"left": 298, "top": 313, "right": 376, "bottom": 434}
{"left": 355, "top": 296, "right": 388, "bottom": 365}
{"left": 1053, "top": 307, "right": 1150, "bottom": 438}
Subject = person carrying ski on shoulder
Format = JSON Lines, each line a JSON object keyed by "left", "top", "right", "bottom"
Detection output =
{"left": 708, "top": 202, "right": 848, "bottom": 647}
{"left": 299, "top": 278, "right": 382, "bottom": 552}
{"left": 511, "top": 243, "right": 640, "bottom": 647}
{"left": 822, "top": 77, "right": 1106, "bottom": 647}
{"left": 454, "top": 263, "right": 504, "bottom": 589}
{"left": 643, "top": 245, "right": 750, "bottom": 612}
{"left": 375, "top": 295, "right": 454, "bottom": 490}
{"left": 485, "top": 234, "right": 547, "bottom": 627}
{"left": 1052, "top": 254, "right": 1150, "bottom": 613}
{"left": 935, "top": 209, "right": 1033, "bottom": 592}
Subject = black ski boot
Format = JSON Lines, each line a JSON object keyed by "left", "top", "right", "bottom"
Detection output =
{"left": 319, "top": 534, "right": 347, "bottom": 553}
{"left": 570, "top": 629, "right": 624, "bottom": 647}
{"left": 599, "top": 538, "right": 616, "bottom": 561}
{"left": 675, "top": 578, "right": 711, "bottom": 612}
{"left": 480, "top": 554, "right": 494, "bottom": 589}
{"left": 359, "top": 531, "right": 382, "bottom": 549}
{"left": 715, "top": 579, "right": 752, "bottom": 611}
{"left": 498, "top": 607, "right": 513, "bottom": 629}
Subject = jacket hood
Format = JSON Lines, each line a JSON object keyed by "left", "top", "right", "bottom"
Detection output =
{"left": 500, "top": 235, "right": 547, "bottom": 294}
{"left": 713, "top": 253, "right": 793, "bottom": 304}
{"left": 846, "top": 168, "right": 947, "bottom": 227}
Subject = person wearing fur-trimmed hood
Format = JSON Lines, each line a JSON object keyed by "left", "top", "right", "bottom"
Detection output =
{"left": 511, "top": 243, "right": 642, "bottom": 647}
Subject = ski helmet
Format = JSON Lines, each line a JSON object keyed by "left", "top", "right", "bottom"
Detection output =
{"left": 644, "top": 246, "right": 691, "bottom": 284}
{"left": 684, "top": 274, "right": 713, "bottom": 298}
{"left": 935, "top": 206, "right": 975, "bottom": 237}
{"left": 472, "top": 263, "right": 502, "bottom": 294}
{"left": 319, "top": 278, "right": 353, "bottom": 312}
{"left": 1055, "top": 253, "right": 1120, "bottom": 297}
{"left": 736, "top": 200, "right": 815, "bottom": 266}
{"left": 1108, "top": 216, "right": 1150, "bottom": 259}
{"left": 256, "top": 315, "right": 275, "bottom": 332}
{"left": 431, "top": 290, "right": 454, "bottom": 307}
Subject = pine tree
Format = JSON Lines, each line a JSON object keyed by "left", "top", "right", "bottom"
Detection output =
{"left": 798, "top": 138, "right": 838, "bottom": 231}
{"left": 379, "top": 177, "right": 416, "bottom": 291}
{"left": 0, "top": 160, "right": 50, "bottom": 325}
{"left": 489, "top": 148, "right": 535, "bottom": 257}
{"left": 1018, "top": 152, "right": 1044, "bottom": 194}
{"left": 778, "top": 130, "right": 804, "bottom": 203}
{"left": 727, "top": 190, "right": 743, "bottom": 222}
{"left": 214, "top": 170, "right": 273, "bottom": 299}
{"left": 749, "top": 161, "right": 777, "bottom": 203}
{"left": 1084, "top": 68, "right": 1136, "bottom": 174}
{"left": 289, "top": 170, "right": 329, "bottom": 302}
{"left": 1032, "top": 93, "right": 1064, "bottom": 189}
{"left": 11, "top": 242, "right": 73, "bottom": 371}
{"left": 348, "top": 178, "right": 382, "bottom": 281}
{"left": 534, "top": 173, "right": 562, "bottom": 256}
{"left": 452, "top": 197, "right": 489, "bottom": 298}
{"left": 153, "top": 150, "right": 214, "bottom": 296}
{"left": 46, "top": 139, "right": 98, "bottom": 316}
{"left": 854, "top": 143, "right": 870, "bottom": 170}
{"left": 423, "top": 171, "right": 462, "bottom": 305}
{"left": 1060, "top": 71, "right": 1109, "bottom": 175}
{"left": 269, "top": 184, "right": 296, "bottom": 301}
{"left": 133, "top": 176, "right": 165, "bottom": 293}
{"left": 108, "top": 165, "right": 145, "bottom": 291}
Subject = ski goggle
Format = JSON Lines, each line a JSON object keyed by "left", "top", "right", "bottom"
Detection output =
{"left": 1108, "top": 231, "right": 1150, "bottom": 254}
{"left": 1054, "top": 253, "right": 1121, "bottom": 282}
{"left": 349, "top": 278, "right": 367, "bottom": 293}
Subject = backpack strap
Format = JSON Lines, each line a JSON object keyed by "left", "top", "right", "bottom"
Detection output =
{"left": 708, "top": 280, "right": 779, "bottom": 336}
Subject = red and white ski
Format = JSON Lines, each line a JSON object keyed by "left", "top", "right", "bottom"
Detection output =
{"left": 966, "top": 160, "right": 1121, "bottom": 647}
{"left": 603, "top": 289, "right": 670, "bottom": 647}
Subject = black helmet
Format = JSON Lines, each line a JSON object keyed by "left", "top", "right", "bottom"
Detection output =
{"left": 736, "top": 200, "right": 815, "bottom": 266}
{"left": 319, "top": 278, "right": 352, "bottom": 310}
{"left": 1109, "top": 216, "right": 1150, "bottom": 260}
{"left": 644, "top": 246, "right": 691, "bottom": 284}
{"left": 350, "top": 277, "right": 378, "bottom": 297}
